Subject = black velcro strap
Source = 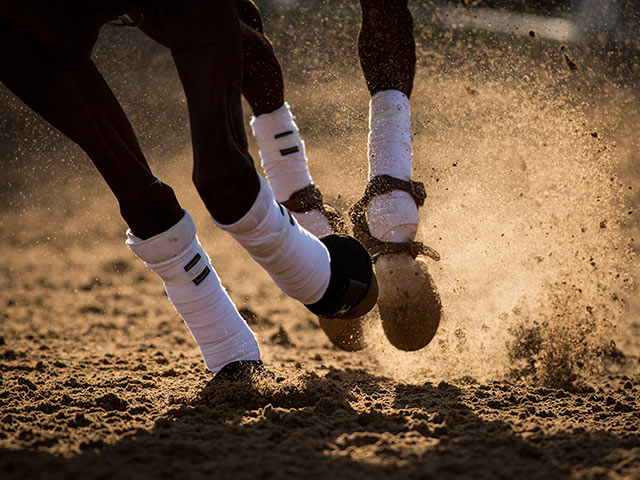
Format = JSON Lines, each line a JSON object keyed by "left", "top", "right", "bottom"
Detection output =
{"left": 184, "top": 253, "right": 201, "bottom": 272}
{"left": 280, "top": 146, "right": 300, "bottom": 156}
{"left": 275, "top": 130, "right": 294, "bottom": 139}
{"left": 192, "top": 267, "right": 211, "bottom": 286}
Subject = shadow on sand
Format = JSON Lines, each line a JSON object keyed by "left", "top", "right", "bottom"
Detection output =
{"left": 1, "top": 368, "right": 637, "bottom": 479}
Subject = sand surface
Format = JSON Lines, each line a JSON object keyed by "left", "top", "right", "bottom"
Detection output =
{"left": 1, "top": 6, "right": 640, "bottom": 479}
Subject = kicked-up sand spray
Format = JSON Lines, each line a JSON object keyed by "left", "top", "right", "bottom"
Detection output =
{"left": 361, "top": 45, "right": 636, "bottom": 387}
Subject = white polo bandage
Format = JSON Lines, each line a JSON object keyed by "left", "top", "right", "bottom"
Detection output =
{"left": 251, "top": 103, "right": 312, "bottom": 203}
{"left": 126, "top": 211, "right": 260, "bottom": 373}
{"left": 215, "top": 175, "right": 331, "bottom": 305}
{"left": 251, "top": 103, "right": 332, "bottom": 237}
{"left": 367, "top": 90, "right": 419, "bottom": 242}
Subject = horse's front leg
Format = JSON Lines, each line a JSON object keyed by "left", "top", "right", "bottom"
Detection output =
{"left": 144, "top": 0, "right": 377, "bottom": 322}
{"left": 0, "top": 16, "right": 183, "bottom": 239}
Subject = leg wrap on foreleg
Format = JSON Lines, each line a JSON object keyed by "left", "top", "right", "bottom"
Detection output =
{"left": 350, "top": 90, "right": 440, "bottom": 262}
{"left": 367, "top": 89, "right": 419, "bottom": 243}
{"left": 126, "top": 211, "right": 260, "bottom": 374}
{"left": 215, "top": 175, "right": 331, "bottom": 305}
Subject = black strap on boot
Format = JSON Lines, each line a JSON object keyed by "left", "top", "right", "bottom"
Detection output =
{"left": 349, "top": 175, "right": 441, "bottom": 263}
{"left": 281, "top": 184, "right": 346, "bottom": 234}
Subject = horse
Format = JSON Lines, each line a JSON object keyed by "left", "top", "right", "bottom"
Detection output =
{"left": 0, "top": 0, "right": 377, "bottom": 379}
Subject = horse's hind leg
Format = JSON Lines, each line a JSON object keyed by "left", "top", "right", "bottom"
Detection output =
{"left": 0, "top": 17, "right": 183, "bottom": 240}
{"left": 358, "top": 0, "right": 415, "bottom": 97}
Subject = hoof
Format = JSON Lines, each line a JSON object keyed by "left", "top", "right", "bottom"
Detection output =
{"left": 318, "top": 312, "right": 371, "bottom": 352}
{"left": 214, "top": 360, "right": 272, "bottom": 382}
{"left": 375, "top": 253, "right": 441, "bottom": 351}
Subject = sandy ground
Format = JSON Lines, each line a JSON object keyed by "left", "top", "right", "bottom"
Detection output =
{"left": 0, "top": 192, "right": 638, "bottom": 479}
{"left": 1, "top": 8, "right": 640, "bottom": 479}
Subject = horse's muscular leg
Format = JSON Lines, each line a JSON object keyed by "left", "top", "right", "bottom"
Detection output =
{"left": 140, "top": 0, "right": 284, "bottom": 118}
{"left": 139, "top": 0, "right": 260, "bottom": 224}
{"left": 0, "top": 16, "right": 183, "bottom": 239}
{"left": 358, "top": 0, "right": 415, "bottom": 97}
{"left": 236, "top": 0, "right": 285, "bottom": 116}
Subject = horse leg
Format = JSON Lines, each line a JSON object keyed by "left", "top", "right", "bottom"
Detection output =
{"left": 354, "top": 0, "right": 442, "bottom": 352}
{"left": 236, "top": 0, "right": 338, "bottom": 237}
{"left": 141, "top": 0, "right": 335, "bottom": 236}
{"left": 354, "top": 0, "right": 419, "bottom": 246}
{"left": 358, "top": 0, "right": 415, "bottom": 97}
{"left": 0, "top": 16, "right": 183, "bottom": 240}
{"left": 236, "top": 0, "right": 285, "bottom": 116}
{"left": 0, "top": 15, "right": 262, "bottom": 374}
{"left": 138, "top": 0, "right": 376, "bottom": 322}
{"left": 239, "top": 1, "right": 375, "bottom": 349}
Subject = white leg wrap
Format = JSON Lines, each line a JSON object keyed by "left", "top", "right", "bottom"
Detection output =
{"left": 367, "top": 90, "right": 419, "bottom": 243}
{"left": 215, "top": 176, "right": 331, "bottom": 305}
{"left": 251, "top": 103, "right": 332, "bottom": 237}
{"left": 126, "top": 212, "right": 260, "bottom": 374}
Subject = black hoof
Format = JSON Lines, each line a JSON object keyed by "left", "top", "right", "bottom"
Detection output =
{"left": 214, "top": 360, "right": 272, "bottom": 382}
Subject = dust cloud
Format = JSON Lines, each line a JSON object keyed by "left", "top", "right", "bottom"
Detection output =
{"left": 359, "top": 45, "right": 637, "bottom": 387}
